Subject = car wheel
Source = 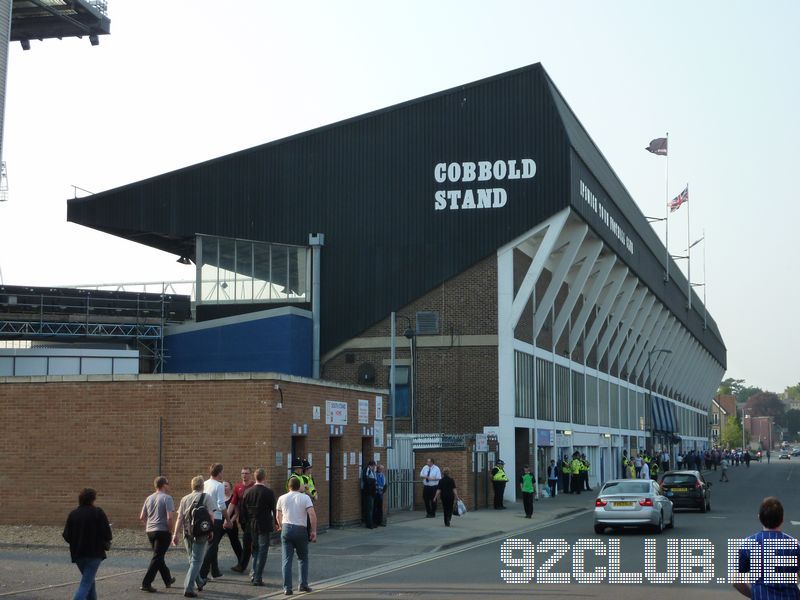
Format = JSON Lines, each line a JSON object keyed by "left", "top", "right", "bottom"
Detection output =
{"left": 706, "top": 500, "right": 711, "bottom": 512}
{"left": 668, "top": 510, "right": 675, "bottom": 529}
{"left": 653, "top": 512, "right": 664, "bottom": 534}
{"left": 594, "top": 524, "right": 605, "bottom": 534}
{"left": 700, "top": 499, "right": 707, "bottom": 513}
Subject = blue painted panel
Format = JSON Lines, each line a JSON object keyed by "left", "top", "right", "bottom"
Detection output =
{"left": 163, "top": 313, "right": 312, "bottom": 376}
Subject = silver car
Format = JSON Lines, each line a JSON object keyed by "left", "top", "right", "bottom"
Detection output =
{"left": 594, "top": 479, "right": 674, "bottom": 534}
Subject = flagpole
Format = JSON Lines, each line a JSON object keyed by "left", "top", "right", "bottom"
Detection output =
{"left": 686, "top": 182, "right": 691, "bottom": 311}
{"left": 702, "top": 228, "right": 707, "bottom": 329}
{"left": 664, "top": 132, "right": 669, "bottom": 283}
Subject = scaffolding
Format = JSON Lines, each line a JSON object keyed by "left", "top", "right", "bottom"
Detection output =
{"left": 0, "top": 285, "right": 190, "bottom": 373}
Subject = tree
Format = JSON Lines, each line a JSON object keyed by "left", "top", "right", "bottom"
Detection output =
{"left": 721, "top": 413, "right": 748, "bottom": 449}
{"left": 718, "top": 377, "right": 744, "bottom": 396}
{"left": 737, "top": 386, "right": 764, "bottom": 406}
{"left": 785, "top": 383, "right": 800, "bottom": 401}
{"left": 745, "top": 392, "right": 785, "bottom": 418}
{"left": 785, "top": 409, "right": 800, "bottom": 441}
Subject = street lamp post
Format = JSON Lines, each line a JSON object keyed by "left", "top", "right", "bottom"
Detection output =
{"left": 742, "top": 408, "right": 751, "bottom": 450}
{"left": 394, "top": 314, "right": 417, "bottom": 434}
{"left": 646, "top": 348, "right": 672, "bottom": 454}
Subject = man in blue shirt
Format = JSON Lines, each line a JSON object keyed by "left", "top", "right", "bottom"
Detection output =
{"left": 734, "top": 497, "right": 800, "bottom": 600}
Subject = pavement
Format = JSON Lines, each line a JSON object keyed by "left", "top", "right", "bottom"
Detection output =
{"left": 0, "top": 487, "right": 596, "bottom": 599}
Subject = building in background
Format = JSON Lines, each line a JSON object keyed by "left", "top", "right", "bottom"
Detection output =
{"left": 58, "top": 64, "right": 726, "bottom": 500}
{"left": 710, "top": 394, "right": 736, "bottom": 447}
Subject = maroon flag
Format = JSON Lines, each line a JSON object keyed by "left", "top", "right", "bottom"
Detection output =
{"left": 645, "top": 137, "right": 668, "bottom": 156}
{"left": 668, "top": 186, "right": 688, "bottom": 213}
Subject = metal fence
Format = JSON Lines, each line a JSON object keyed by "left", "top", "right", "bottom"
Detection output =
{"left": 386, "top": 434, "right": 415, "bottom": 511}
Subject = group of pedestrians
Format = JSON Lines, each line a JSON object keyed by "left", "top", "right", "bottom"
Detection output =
{"left": 361, "top": 460, "right": 388, "bottom": 528}
{"left": 63, "top": 462, "right": 318, "bottom": 599}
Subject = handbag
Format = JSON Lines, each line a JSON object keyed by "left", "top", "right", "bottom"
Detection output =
{"left": 456, "top": 499, "right": 467, "bottom": 516}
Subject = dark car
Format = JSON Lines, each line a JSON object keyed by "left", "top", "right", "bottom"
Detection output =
{"left": 659, "top": 470, "right": 711, "bottom": 512}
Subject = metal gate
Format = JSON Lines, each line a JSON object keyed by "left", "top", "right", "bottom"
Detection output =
{"left": 386, "top": 434, "right": 415, "bottom": 511}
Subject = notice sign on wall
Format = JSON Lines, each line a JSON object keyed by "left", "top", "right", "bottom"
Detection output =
{"left": 375, "top": 396, "right": 383, "bottom": 421}
{"left": 374, "top": 420, "right": 384, "bottom": 447}
{"left": 326, "top": 400, "right": 348, "bottom": 425}
{"left": 358, "top": 399, "right": 369, "bottom": 424}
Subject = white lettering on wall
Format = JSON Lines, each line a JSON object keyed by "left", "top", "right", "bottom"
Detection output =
{"left": 432, "top": 158, "right": 536, "bottom": 210}
{"left": 579, "top": 180, "right": 634, "bottom": 254}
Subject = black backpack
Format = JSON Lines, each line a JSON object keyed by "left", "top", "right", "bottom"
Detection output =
{"left": 187, "top": 493, "right": 213, "bottom": 539}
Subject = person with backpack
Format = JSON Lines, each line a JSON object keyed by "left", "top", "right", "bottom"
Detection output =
{"left": 172, "top": 475, "right": 217, "bottom": 598}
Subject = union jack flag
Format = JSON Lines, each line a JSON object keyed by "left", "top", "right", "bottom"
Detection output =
{"left": 668, "top": 185, "right": 688, "bottom": 213}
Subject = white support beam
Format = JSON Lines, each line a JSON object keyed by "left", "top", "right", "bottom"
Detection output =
{"left": 532, "top": 223, "right": 588, "bottom": 341}
{"left": 568, "top": 254, "right": 617, "bottom": 352}
{"left": 635, "top": 317, "right": 678, "bottom": 382}
{"left": 625, "top": 297, "right": 669, "bottom": 382}
{"left": 510, "top": 210, "right": 570, "bottom": 330}
{"left": 608, "top": 286, "right": 648, "bottom": 368}
{"left": 583, "top": 265, "right": 629, "bottom": 354}
{"left": 620, "top": 299, "right": 661, "bottom": 374}
{"left": 611, "top": 287, "right": 656, "bottom": 372}
{"left": 655, "top": 329, "right": 690, "bottom": 394}
{"left": 597, "top": 277, "right": 640, "bottom": 364}
{"left": 552, "top": 239, "right": 603, "bottom": 345}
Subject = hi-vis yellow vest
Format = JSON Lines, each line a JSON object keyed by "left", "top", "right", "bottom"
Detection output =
{"left": 492, "top": 467, "right": 509, "bottom": 482}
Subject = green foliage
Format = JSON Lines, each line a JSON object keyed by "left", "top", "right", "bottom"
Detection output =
{"left": 785, "top": 383, "right": 800, "bottom": 401}
{"left": 721, "top": 413, "right": 748, "bottom": 449}
{"left": 785, "top": 409, "right": 800, "bottom": 439}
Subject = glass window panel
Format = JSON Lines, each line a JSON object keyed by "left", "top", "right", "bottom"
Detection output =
{"left": 556, "top": 364, "right": 569, "bottom": 422}
{"left": 217, "top": 237, "right": 236, "bottom": 302}
{"left": 515, "top": 351, "right": 534, "bottom": 419}
{"left": 271, "top": 245, "right": 289, "bottom": 300}
{"left": 236, "top": 240, "right": 254, "bottom": 301}
{"left": 571, "top": 371, "right": 585, "bottom": 425}
{"left": 536, "top": 358, "right": 553, "bottom": 421}
{"left": 253, "top": 243, "right": 271, "bottom": 301}
{"left": 598, "top": 379, "right": 609, "bottom": 427}
{"left": 586, "top": 375, "right": 598, "bottom": 426}
{"left": 610, "top": 383, "right": 619, "bottom": 428}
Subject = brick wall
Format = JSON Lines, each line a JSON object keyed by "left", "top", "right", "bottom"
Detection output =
{"left": 322, "top": 256, "right": 499, "bottom": 434}
{"left": 0, "top": 374, "right": 387, "bottom": 529}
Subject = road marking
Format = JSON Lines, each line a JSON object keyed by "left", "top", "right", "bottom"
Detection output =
{"left": 791, "top": 521, "right": 800, "bottom": 526}
{"left": 788, "top": 466, "right": 794, "bottom": 481}
{"left": 0, "top": 568, "right": 146, "bottom": 598}
{"left": 709, "top": 516, "right": 727, "bottom": 519}
{"left": 245, "top": 509, "right": 594, "bottom": 599}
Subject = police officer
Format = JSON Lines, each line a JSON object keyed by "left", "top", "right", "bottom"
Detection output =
{"left": 570, "top": 453, "right": 582, "bottom": 494}
{"left": 560, "top": 455, "right": 571, "bottom": 493}
{"left": 621, "top": 450, "right": 630, "bottom": 479}
{"left": 286, "top": 457, "right": 305, "bottom": 492}
{"left": 491, "top": 460, "right": 509, "bottom": 509}
{"left": 302, "top": 460, "right": 317, "bottom": 501}
{"left": 580, "top": 453, "right": 591, "bottom": 491}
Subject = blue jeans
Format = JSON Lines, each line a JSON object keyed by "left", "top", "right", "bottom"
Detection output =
{"left": 73, "top": 557, "right": 102, "bottom": 600}
{"left": 183, "top": 537, "right": 208, "bottom": 593}
{"left": 251, "top": 531, "right": 270, "bottom": 583}
{"left": 281, "top": 524, "right": 309, "bottom": 590}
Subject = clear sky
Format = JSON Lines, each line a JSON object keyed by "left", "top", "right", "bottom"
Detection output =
{"left": 1, "top": 1, "right": 797, "bottom": 392}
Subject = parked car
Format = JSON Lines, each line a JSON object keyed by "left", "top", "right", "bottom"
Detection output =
{"left": 779, "top": 451, "right": 791, "bottom": 460}
{"left": 791, "top": 448, "right": 800, "bottom": 457}
{"left": 659, "top": 470, "right": 712, "bottom": 512}
{"left": 594, "top": 479, "right": 673, "bottom": 534}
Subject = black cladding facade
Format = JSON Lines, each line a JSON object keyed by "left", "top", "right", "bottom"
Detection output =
{"left": 67, "top": 63, "right": 726, "bottom": 368}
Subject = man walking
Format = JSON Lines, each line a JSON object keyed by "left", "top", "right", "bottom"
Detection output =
{"left": 733, "top": 497, "right": 800, "bottom": 599}
{"left": 200, "top": 464, "right": 230, "bottom": 584}
{"left": 139, "top": 476, "right": 176, "bottom": 593}
{"left": 228, "top": 466, "right": 255, "bottom": 574}
{"left": 172, "top": 475, "right": 216, "bottom": 598}
{"left": 491, "top": 459, "right": 509, "bottom": 508}
{"left": 420, "top": 458, "right": 441, "bottom": 517}
{"left": 241, "top": 468, "right": 278, "bottom": 587}
{"left": 63, "top": 488, "right": 113, "bottom": 600}
{"left": 277, "top": 476, "right": 317, "bottom": 595}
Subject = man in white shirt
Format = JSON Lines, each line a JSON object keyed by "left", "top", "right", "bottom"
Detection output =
{"left": 661, "top": 451, "right": 670, "bottom": 474}
{"left": 640, "top": 460, "right": 650, "bottom": 480}
{"left": 420, "top": 458, "right": 442, "bottom": 518}
{"left": 277, "top": 477, "right": 317, "bottom": 595}
{"left": 199, "top": 463, "right": 231, "bottom": 583}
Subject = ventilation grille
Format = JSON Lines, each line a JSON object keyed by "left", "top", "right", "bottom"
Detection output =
{"left": 415, "top": 311, "right": 440, "bottom": 335}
